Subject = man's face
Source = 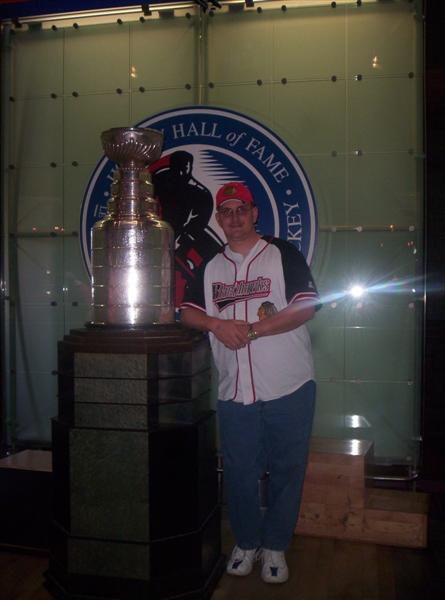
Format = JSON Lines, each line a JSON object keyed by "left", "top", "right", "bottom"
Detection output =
{"left": 216, "top": 199, "right": 258, "bottom": 244}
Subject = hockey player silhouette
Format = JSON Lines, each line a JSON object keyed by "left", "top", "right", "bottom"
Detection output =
{"left": 150, "top": 150, "right": 223, "bottom": 307}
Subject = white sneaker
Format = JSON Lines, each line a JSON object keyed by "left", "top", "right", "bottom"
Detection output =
{"left": 226, "top": 545, "right": 260, "bottom": 576}
{"left": 261, "top": 548, "right": 289, "bottom": 583}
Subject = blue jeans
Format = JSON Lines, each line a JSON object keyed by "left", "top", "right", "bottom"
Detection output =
{"left": 218, "top": 380, "right": 315, "bottom": 551}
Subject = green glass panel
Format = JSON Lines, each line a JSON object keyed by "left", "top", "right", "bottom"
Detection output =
{"left": 16, "top": 238, "right": 63, "bottom": 305}
{"left": 347, "top": 1, "right": 416, "bottom": 77}
{"left": 272, "top": 4, "right": 346, "bottom": 81}
{"left": 345, "top": 231, "right": 420, "bottom": 288}
{"left": 12, "top": 97, "right": 62, "bottom": 166}
{"left": 15, "top": 372, "right": 57, "bottom": 441}
{"left": 15, "top": 304, "right": 64, "bottom": 374}
{"left": 131, "top": 88, "right": 196, "bottom": 124}
{"left": 63, "top": 237, "right": 91, "bottom": 306}
{"left": 64, "top": 94, "right": 130, "bottom": 164}
{"left": 414, "top": 76, "right": 424, "bottom": 153}
{"left": 1, "top": 6, "right": 424, "bottom": 457}
{"left": 130, "top": 18, "right": 196, "bottom": 90}
{"left": 13, "top": 166, "right": 63, "bottom": 233}
{"left": 64, "top": 24, "right": 130, "bottom": 94}
{"left": 12, "top": 29, "right": 63, "bottom": 98}
{"left": 312, "top": 381, "right": 347, "bottom": 440}
{"left": 207, "top": 82, "right": 271, "bottom": 126}
{"left": 64, "top": 304, "right": 92, "bottom": 334}
{"left": 413, "top": 6, "right": 424, "bottom": 77}
{"left": 63, "top": 165, "right": 95, "bottom": 232}
{"left": 272, "top": 80, "right": 346, "bottom": 155}
{"left": 208, "top": 10, "right": 273, "bottom": 84}
{"left": 310, "top": 231, "right": 348, "bottom": 296}
{"left": 346, "top": 295, "right": 418, "bottom": 332}
{"left": 347, "top": 153, "right": 420, "bottom": 226}
{"left": 343, "top": 381, "right": 416, "bottom": 459}
{"left": 348, "top": 77, "right": 417, "bottom": 153}
{"left": 301, "top": 155, "right": 347, "bottom": 226}
{"left": 309, "top": 303, "right": 345, "bottom": 381}
{"left": 344, "top": 304, "right": 416, "bottom": 382}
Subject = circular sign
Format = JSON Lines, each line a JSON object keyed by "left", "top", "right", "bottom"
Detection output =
{"left": 81, "top": 106, "right": 318, "bottom": 306}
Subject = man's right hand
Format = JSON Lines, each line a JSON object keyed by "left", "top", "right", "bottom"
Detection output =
{"left": 210, "top": 319, "right": 249, "bottom": 350}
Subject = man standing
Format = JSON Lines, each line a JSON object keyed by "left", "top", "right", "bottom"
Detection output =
{"left": 180, "top": 182, "right": 319, "bottom": 584}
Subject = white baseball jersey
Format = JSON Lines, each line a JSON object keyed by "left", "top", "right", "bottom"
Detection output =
{"left": 181, "top": 236, "right": 319, "bottom": 405}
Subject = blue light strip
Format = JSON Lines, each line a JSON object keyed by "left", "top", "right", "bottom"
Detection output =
{"left": 0, "top": 0, "right": 178, "bottom": 20}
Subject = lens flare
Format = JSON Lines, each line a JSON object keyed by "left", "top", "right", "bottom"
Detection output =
{"left": 349, "top": 285, "right": 366, "bottom": 298}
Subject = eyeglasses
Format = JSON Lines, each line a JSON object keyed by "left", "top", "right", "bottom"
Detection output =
{"left": 217, "top": 205, "right": 253, "bottom": 218}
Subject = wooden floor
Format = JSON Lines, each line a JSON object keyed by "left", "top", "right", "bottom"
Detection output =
{"left": 1, "top": 502, "right": 444, "bottom": 600}
{"left": 216, "top": 520, "right": 442, "bottom": 600}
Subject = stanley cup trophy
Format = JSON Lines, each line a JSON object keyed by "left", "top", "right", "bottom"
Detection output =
{"left": 46, "top": 128, "right": 224, "bottom": 599}
{"left": 91, "top": 128, "right": 175, "bottom": 327}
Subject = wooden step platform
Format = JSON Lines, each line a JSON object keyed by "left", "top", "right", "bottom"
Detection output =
{"left": 0, "top": 449, "right": 52, "bottom": 472}
{"left": 1, "top": 441, "right": 429, "bottom": 552}
{"left": 296, "top": 438, "right": 428, "bottom": 548}
{"left": 0, "top": 450, "right": 52, "bottom": 550}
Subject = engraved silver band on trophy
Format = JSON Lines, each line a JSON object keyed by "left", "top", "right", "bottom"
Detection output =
{"left": 90, "top": 127, "right": 175, "bottom": 327}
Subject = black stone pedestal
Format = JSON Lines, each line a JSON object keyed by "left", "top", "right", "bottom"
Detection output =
{"left": 45, "top": 325, "right": 224, "bottom": 599}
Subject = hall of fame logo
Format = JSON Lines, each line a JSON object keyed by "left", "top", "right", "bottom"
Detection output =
{"left": 81, "top": 106, "right": 318, "bottom": 307}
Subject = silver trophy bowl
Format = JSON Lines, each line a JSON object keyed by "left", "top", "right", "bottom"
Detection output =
{"left": 90, "top": 127, "right": 175, "bottom": 327}
{"left": 101, "top": 127, "right": 163, "bottom": 168}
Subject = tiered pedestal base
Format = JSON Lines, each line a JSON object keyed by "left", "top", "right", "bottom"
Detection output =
{"left": 296, "top": 438, "right": 428, "bottom": 548}
{"left": 45, "top": 325, "right": 224, "bottom": 600}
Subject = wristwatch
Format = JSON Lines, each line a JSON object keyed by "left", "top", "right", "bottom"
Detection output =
{"left": 247, "top": 323, "right": 259, "bottom": 341}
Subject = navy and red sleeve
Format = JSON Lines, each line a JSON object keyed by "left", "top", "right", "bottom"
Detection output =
{"left": 270, "top": 237, "right": 321, "bottom": 309}
{"left": 180, "top": 262, "right": 207, "bottom": 313}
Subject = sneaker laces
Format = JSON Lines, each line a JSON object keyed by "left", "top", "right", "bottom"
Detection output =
{"left": 263, "top": 549, "right": 286, "bottom": 568}
{"left": 231, "top": 546, "right": 259, "bottom": 562}
{"left": 231, "top": 546, "right": 248, "bottom": 561}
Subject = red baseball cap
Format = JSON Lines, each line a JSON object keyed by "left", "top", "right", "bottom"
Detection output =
{"left": 216, "top": 182, "right": 254, "bottom": 208}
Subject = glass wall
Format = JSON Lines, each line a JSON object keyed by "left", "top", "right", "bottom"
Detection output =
{"left": 1, "top": 0, "right": 424, "bottom": 465}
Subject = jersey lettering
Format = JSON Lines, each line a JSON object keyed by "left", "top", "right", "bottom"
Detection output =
{"left": 212, "top": 277, "right": 271, "bottom": 312}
